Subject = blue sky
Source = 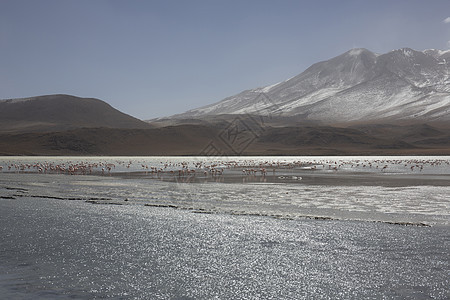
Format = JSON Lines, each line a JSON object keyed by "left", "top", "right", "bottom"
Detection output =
{"left": 1, "top": 0, "right": 450, "bottom": 119}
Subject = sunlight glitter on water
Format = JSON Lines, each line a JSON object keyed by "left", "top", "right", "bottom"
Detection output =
{"left": 0, "top": 198, "right": 449, "bottom": 299}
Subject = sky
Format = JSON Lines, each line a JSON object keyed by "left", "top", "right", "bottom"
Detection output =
{"left": 1, "top": 0, "right": 450, "bottom": 120}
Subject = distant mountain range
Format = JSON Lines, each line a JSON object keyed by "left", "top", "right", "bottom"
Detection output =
{"left": 168, "top": 48, "right": 450, "bottom": 125}
{"left": 1, "top": 48, "right": 450, "bottom": 155}
{"left": 0, "top": 94, "right": 151, "bottom": 133}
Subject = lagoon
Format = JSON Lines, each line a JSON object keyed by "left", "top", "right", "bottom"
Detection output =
{"left": 0, "top": 156, "right": 449, "bottom": 299}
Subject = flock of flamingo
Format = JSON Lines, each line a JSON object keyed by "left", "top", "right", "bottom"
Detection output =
{"left": 0, "top": 158, "right": 449, "bottom": 177}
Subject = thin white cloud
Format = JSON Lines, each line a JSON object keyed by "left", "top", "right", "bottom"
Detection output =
{"left": 444, "top": 17, "right": 450, "bottom": 24}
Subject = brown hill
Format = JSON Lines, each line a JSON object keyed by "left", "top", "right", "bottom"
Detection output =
{"left": 0, "top": 94, "right": 151, "bottom": 133}
{"left": 0, "top": 126, "right": 217, "bottom": 156}
{"left": 1, "top": 123, "right": 449, "bottom": 156}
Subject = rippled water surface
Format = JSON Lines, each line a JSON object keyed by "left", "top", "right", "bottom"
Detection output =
{"left": 0, "top": 156, "right": 449, "bottom": 299}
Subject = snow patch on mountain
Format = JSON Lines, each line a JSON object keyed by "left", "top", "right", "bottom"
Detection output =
{"left": 423, "top": 49, "right": 450, "bottom": 58}
{"left": 348, "top": 48, "right": 364, "bottom": 56}
{"left": 260, "top": 82, "right": 282, "bottom": 93}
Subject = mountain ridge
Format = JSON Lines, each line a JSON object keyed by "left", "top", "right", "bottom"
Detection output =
{"left": 2, "top": 47, "right": 450, "bottom": 155}
{"left": 167, "top": 48, "right": 450, "bottom": 125}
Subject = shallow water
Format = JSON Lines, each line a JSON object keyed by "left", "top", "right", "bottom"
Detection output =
{"left": 0, "top": 156, "right": 449, "bottom": 299}
{"left": 1, "top": 197, "right": 449, "bottom": 299}
{"left": 1, "top": 156, "right": 449, "bottom": 225}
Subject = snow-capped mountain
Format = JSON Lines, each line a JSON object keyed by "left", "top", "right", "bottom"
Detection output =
{"left": 171, "top": 48, "right": 450, "bottom": 124}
